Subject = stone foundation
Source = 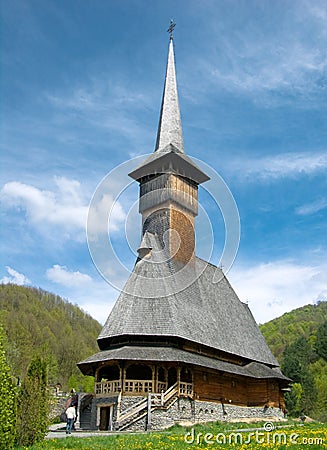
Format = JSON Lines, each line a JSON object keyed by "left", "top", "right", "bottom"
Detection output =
{"left": 120, "top": 395, "right": 145, "bottom": 412}
{"left": 149, "top": 398, "right": 284, "bottom": 432}
{"left": 84, "top": 395, "right": 285, "bottom": 432}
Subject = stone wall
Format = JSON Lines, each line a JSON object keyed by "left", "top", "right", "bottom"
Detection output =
{"left": 119, "top": 396, "right": 145, "bottom": 412}
{"left": 85, "top": 395, "right": 285, "bottom": 432}
{"left": 120, "top": 397, "right": 285, "bottom": 432}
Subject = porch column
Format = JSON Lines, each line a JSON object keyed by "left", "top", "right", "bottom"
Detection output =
{"left": 119, "top": 362, "right": 124, "bottom": 392}
{"left": 121, "top": 362, "right": 126, "bottom": 394}
{"left": 177, "top": 366, "right": 181, "bottom": 394}
{"left": 154, "top": 365, "right": 157, "bottom": 393}
{"left": 75, "top": 392, "right": 81, "bottom": 429}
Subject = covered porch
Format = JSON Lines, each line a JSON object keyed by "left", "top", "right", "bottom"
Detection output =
{"left": 95, "top": 362, "right": 193, "bottom": 397}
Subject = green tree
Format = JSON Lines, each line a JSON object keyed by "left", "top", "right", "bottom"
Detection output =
{"left": 315, "top": 321, "right": 327, "bottom": 361}
{"left": 310, "top": 359, "right": 327, "bottom": 421}
{"left": 68, "top": 372, "right": 95, "bottom": 393}
{"left": 16, "top": 355, "right": 50, "bottom": 446}
{"left": 282, "top": 336, "right": 317, "bottom": 416}
{"left": 0, "top": 324, "right": 16, "bottom": 450}
{"left": 284, "top": 383, "right": 302, "bottom": 417}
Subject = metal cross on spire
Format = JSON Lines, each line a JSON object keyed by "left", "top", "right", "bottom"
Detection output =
{"left": 167, "top": 19, "right": 176, "bottom": 40}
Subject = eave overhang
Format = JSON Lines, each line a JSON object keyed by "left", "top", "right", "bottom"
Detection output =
{"left": 78, "top": 345, "right": 291, "bottom": 385}
{"left": 128, "top": 144, "right": 210, "bottom": 184}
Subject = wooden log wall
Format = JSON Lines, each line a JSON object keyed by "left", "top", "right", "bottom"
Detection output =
{"left": 194, "top": 367, "right": 282, "bottom": 407}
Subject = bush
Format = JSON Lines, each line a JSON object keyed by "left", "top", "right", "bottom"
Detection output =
{"left": 16, "top": 356, "right": 50, "bottom": 446}
{"left": 0, "top": 324, "right": 16, "bottom": 450}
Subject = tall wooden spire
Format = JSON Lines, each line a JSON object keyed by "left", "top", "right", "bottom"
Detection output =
{"left": 155, "top": 37, "right": 184, "bottom": 153}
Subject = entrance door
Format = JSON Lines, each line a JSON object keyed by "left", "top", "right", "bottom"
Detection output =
{"left": 168, "top": 367, "right": 177, "bottom": 388}
{"left": 99, "top": 406, "right": 114, "bottom": 431}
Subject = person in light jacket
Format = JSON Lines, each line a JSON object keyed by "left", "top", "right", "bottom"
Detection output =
{"left": 65, "top": 405, "right": 76, "bottom": 434}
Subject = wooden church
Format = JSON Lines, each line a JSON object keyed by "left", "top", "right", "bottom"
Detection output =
{"left": 78, "top": 29, "right": 290, "bottom": 431}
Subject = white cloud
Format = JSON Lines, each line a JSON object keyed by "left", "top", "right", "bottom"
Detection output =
{"left": 1, "top": 266, "right": 30, "bottom": 285}
{"left": 1, "top": 177, "right": 87, "bottom": 228}
{"left": 88, "top": 193, "right": 126, "bottom": 235}
{"left": 0, "top": 176, "right": 126, "bottom": 241}
{"left": 229, "top": 260, "right": 327, "bottom": 324}
{"left": 226, "top": 152, "right": 327, "bottom": 181}
{"left": 46, "top": 264, "right": 92, "bottom": 287}
{"left": 295, "top": 198, "right": 327, "bottom": 215}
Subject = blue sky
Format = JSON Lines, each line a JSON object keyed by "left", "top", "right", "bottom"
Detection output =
{"left": 1, "top": 0, "right": 326, "bottom": 325}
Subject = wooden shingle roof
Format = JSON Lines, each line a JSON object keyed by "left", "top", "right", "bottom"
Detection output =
{"left": 78, "top": 345, "right": 289, "bottom": 382}
{"left": 97, "top": 250, "right": 278, "bottom": 367}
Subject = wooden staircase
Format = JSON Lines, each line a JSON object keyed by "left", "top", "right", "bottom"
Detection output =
{"left": 78, "top": 393, "right": 93, "bottom": 429}
{"left": 116, "top": 382, "right": 179, "bottom": 431}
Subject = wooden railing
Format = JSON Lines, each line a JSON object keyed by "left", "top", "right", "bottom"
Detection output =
{"left": 95, "top": 380, "right": 121, "bottom": 396}
{"left": 124, "top": 380, "right": 153, "bottom": 393}
{"left": 95, "top": 379, "right": 193, "bottom": 398}
{"left": 157, "top": 382, "right": 167, "bottom": 392}
{"left": 179, "top": 382, "right": 193, "bottom": 396}
{"left": 117, "top": 397, "right": 148, "bottom": 426}
{"left": 150, "top": 381, "right": 178, "bottom": 407}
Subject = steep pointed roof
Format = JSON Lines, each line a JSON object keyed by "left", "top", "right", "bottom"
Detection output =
{"left": 96, "top": 256, "right": 279, "bottom": 367}
{"left": 155, "top": 38, "right": 184, "bottom": 152}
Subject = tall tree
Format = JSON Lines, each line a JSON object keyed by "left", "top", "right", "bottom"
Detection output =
{"left": 315, "top": 321, "right": 327, "bottom": 361}
{"left": 0, "top": 324, "right": 16, "bottom": 450}
{"left": 16, "top": 356, "right": 50, "bottom": 446}
{"left": 282, "top": 336, "right": 317, "bottom": 416}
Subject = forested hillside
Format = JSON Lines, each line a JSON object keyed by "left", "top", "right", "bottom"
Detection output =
{"left": 260, "top": 301, "right": 327, "bottom": 360}
{"left": 0, "top": 284, "right": 102, "bottom": 391}
{"left": 261, "top": 301, "right": 327, "bottom": 420}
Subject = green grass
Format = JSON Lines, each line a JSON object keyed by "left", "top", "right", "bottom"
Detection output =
{"left": 15, "top": 421, "right": 327, "bottom": 449}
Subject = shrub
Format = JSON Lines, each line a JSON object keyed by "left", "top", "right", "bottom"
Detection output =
{"left": 16, "top": 356, "right": 50, "bottom": 446}
{"left": 0, "top": 324, "right": 16, "bottom": 450}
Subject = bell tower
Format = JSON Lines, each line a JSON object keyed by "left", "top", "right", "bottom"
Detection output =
{"left": 129, "top": 35, "right": 209, "bottom": 265}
